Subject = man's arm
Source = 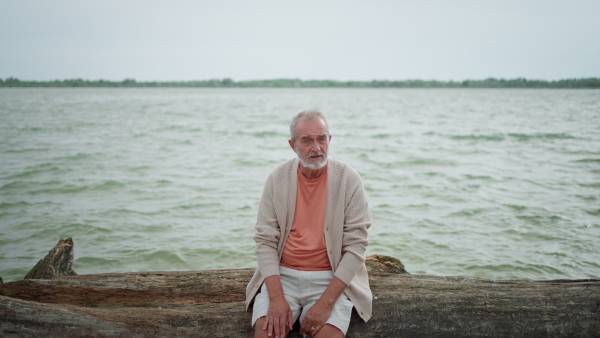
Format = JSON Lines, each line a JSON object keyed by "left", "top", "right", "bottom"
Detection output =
{"left": 334, "top": 171, "right": 371, "bottom": 285}
{"left": 259, "top": 275, "right": 294, "bottom": 338}
{"left": 254, "top": 174, "right": 284, "bottom": 279}
{"left": 254, "top": 173, "right": 293, "bottom": 337}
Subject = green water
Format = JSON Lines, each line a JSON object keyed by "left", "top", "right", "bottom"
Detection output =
{"left": 1, "top": 88, "right": 599, "bottom": 282}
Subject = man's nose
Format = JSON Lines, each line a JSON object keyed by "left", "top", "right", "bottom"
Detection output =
{"left": 310, "top": 141, "right": 321, "bottom": 152}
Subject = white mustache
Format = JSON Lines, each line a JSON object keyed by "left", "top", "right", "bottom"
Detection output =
{"left": 306, "top": 152, "right": 324, "bottom": 160}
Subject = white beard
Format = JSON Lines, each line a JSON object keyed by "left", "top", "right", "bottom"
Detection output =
{"left": 297, "top": 150, "right": 327, "bottom": 170}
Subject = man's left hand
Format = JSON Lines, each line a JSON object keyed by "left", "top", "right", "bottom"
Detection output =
{"left": 299, "top": 300, "right": 332, "bottom": 336}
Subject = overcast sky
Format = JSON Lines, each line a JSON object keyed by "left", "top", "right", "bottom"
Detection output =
{"left": 1, "top": 0, "right": 599, "bottom": 82}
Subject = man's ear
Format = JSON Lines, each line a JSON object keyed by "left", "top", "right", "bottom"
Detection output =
{"left": 288, "top": 139, "right": 295, "bottom": 151}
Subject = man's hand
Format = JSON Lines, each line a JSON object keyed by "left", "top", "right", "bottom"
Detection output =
{"left": 263, "top": 296, "right": 293, "bottom": 338}
{"left": 261, "top": 276, "right": 293, "bottom": 338}
{"left": 299, "top": 299, "right": 332, "bottom": 336}
{"left": 300, "top": 276, "right": 348, "bottom": 336}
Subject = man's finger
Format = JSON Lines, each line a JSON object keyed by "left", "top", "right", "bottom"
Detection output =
{"left": 279, "top": 319, "right": 287, "bottom": 338}
{"left": 311, "top": 324, "right": 321, "bottom": 336}
{"left": 288, "top": 311, "right": 294, "bottom": 330}
{"left": 267, "top": 317, "right": 274, "bottom": 337}
{"left": 300, "top": 321, "right": 309, "bottom": 335}
{"left": 301, "top": 321, "right": 308, "bottom": 334}
{"left": 273, "top": 317, "right": 280, "bottom": 338}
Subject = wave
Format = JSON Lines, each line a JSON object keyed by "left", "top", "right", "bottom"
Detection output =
{"left": 448, "top": 132, "right": 576, "bottom": 142}
{"left": 51, "top": 153, "right": 94, "bottom": 162}
{"left": 0, "top": 266, "right": 32, "bottom": 283}
{"left": 460, "top": 262, "right": 565, "bottom": 280}
{"left": 508, "top": 133, "right": 576, "bottom": 140}
{"left": 573, "top": 158, "right": 600, "bottom": 163}
{"left": 11, "top": 180, "right": 128, "bottom": 195}
{"left": 143, "top": 250, "right": 188, "bottom": 264}
{"left": 0, "top": 201, "right": 32, "bottom": 209}
{"left": 75, "top": 256, "right": 120, "bottom": 266}
{"left": 372, "top": 133, "right": 393, "bottom": 139}
{"left": 464, "top": 174, "right": 494, "bottom": 180}
{"left": 2, "top": 147, "right": 51, "bottom": 154}
{"left": 378, "top": 159, "right": 456, "bottom": 168}
{"left": 251, "top": 131, "right": 281, "bottom": 138}
{"left": 450, "top": 134, "right": 505, "bottom": 142}
{"left": 4, "top": 165, "right": 69, "bottom": 180}
{"left": 503, "top": 204, "right": 528, "bottom": 212}
{"left": 127, "top": 165, "right": 153, "bottom": 172}
{"left": 585, "top": 208, "right": 600, "bottom": 216}
{"left": 446, "top": 208, "right": 493, "bottom": 218}
{"left": 97, "top": 208, "right": 164, "bottom": 217}
{"left": 172, "top": 202, "right": 222, "bottom": 211}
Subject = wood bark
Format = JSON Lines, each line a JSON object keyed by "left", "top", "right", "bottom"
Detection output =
{"left": 1, "top": 240, "right": 598, "bottom": 337}
{"left": 23, "top": 237, "right": 77, "bottom": 279}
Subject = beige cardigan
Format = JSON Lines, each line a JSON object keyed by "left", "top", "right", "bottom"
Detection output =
{"left": 245, "top": 157, "right": 373, "bottom": 322}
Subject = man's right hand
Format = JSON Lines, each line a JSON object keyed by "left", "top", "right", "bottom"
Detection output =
{"left": 261, "top": 275, "right": 293, "bottom": 338}
{"left": 262, "top": 296, "right": 293, "bottom": 338}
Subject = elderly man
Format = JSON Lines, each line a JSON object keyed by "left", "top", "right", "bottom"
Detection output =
{"left": 245, "top": 110, "right": 372, "bottom": 338}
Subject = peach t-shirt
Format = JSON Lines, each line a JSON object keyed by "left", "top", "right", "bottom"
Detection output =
{"left": 280, "top": 165, "right": 332, "bottom": 271}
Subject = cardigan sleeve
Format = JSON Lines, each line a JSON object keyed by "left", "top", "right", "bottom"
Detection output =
{"left": 333, "top": 169, "right": 372, "bottom": 285}
{"left": 253, "top": 173, "right": 283, "bottom": 279}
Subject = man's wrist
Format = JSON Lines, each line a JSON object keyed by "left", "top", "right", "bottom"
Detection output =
{"left": 269, "top": 293, "right": 286, "bottom": 302}
{"left": 317, "top": 296, "right": 337, "bottom": 309}
{"left": 264, "top": 275, "right": 286, "bottom": 302}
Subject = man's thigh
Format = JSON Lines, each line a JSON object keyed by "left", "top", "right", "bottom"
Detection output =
{"left": 314, "top": 324, "right": 344, "bottom": 338}
{"left": 295, "top": 270, "right": 353, "bottom": 335}
{"left": 299, "top": 291, "right": 353, "bottom": 335}
{"left": 252, "top": 268, "right": 352, "bottom": 335}
{"left": 251, "top": 281, "right": 302, "bottom": 328}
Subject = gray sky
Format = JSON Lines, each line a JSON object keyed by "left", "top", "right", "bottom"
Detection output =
{"left": 1, "top": 0, "right": 599, "bottom": 82}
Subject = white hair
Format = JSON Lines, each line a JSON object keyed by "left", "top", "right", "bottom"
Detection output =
{"left": 289, "top": 109, "right": 329, "bottom": 141}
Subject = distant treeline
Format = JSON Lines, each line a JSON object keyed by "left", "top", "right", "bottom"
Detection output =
{"left": 1, "top": 77, "right": 599, "bottom": 88}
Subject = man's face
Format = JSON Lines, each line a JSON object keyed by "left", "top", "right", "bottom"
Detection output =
{"left": 289, "top": 118, "right": 331, "bottom": 170}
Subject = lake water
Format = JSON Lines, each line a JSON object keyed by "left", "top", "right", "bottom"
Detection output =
{"left": 1, "top": 88, "right": 599, "bottom": 283}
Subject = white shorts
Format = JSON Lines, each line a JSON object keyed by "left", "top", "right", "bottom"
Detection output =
{"left": 251, "top": 266, "right": 354, "bottom": 335}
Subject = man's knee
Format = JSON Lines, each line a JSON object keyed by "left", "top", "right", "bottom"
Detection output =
{"left": 314, "top": 324, "right": 344, "bottom": 338}
{"left": 254, "top": 316, "right": 293, "bottom": 338}
{"left": 254, "top": 317, "right": 267, "bottom": 338}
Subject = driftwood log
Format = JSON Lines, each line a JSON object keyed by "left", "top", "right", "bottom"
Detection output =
{"left": 1, "top": 241, "right": 599, "bottom": 337}
{"left": 23, "top": 237, "right": 77, "bottom": 280}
